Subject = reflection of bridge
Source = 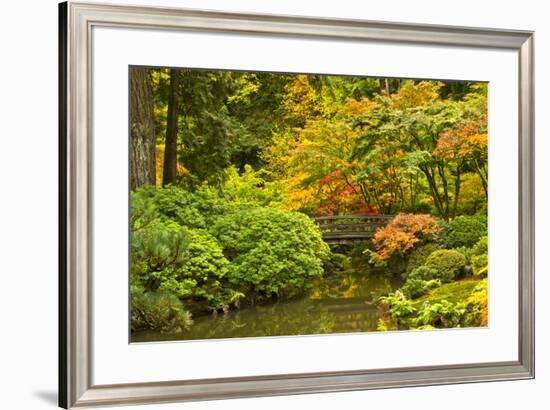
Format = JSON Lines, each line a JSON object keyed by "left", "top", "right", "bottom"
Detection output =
{"left": 313, "top": 215, "right": 393, "bottom": 244}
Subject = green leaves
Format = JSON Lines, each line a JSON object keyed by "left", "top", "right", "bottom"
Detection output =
{"left": 440, "top": 214, "right": 488, "bottom": 248}
{"left": 424, "top": 249, "right": 467, "bottom": 283}
{"left": 415, "top": 300, "right": 466, "bottom": 328}
{"left": 131, "top": 185, "right": 331, "bottom": 312}
{"left": 401, "top": 278, "right": 441, "bottom": 299}
{"left": 130, "top": 285, "right": 193, "bottom": 334}
{"left": 210, "top": 207, "right": 330, "bottom": 302}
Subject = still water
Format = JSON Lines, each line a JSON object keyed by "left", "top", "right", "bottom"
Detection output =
{"left": 132, "top": 266, "right": 402, "bottom": 342}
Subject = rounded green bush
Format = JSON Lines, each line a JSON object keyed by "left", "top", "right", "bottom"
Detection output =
{"left": 404, "top": 242, "right": 441, "bottom": 278}
{"left": 440, "top": 214, "right": 488, "bottom": 248}
{"left": 424, "top": 249, "right": 467, "bottom": 283}
{"left": 210, "top": 207, "right": 330, "bottom": 302}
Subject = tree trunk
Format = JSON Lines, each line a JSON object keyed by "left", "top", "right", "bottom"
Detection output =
{"left": 162, "top": 69, "right": 179, "bottom": 186}
{"left": 436, "top": 162, "right": 450, "bottom": 220}
{"left": 420, "top": 164, "right": 446, "bottom": 219}
{"left": 130, "top": 67, "right": 156, "bottom": 190}
{"left": 451, "top": 165, "right": 462, "bottom": 218}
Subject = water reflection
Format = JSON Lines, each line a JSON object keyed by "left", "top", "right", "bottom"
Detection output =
{"left": 132, "top": 268, "right": 401, "bottom": 342}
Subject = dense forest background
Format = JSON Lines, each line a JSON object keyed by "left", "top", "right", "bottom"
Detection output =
{"left": 130, "top": 67, "right": 487, "bottom": 220}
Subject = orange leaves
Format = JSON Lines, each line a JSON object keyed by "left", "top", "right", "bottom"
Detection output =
{"left": 433, "top": 120, "right": 487, "bottom": 161}
{"left": 372, "top": 213, "right": 440, "bottom": 261}
{"left": 341, "top": 97, "right": 379, "bottom": 117}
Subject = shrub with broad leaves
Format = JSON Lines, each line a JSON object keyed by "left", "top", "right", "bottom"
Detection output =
{"left": 210, "top": 207, "right": 330, "bottom": 302}
{"left": 415, "top": 300, "right": 466, "bottom": 328}
{"left": 379, "top": 290, "right": 416, "bottom": 326}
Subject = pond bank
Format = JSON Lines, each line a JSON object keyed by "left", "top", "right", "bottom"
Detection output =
{"left": 131, "top": 265, "right": 401, "bottom": 342}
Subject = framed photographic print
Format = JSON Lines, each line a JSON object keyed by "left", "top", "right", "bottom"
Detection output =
{"left": 59, "top": 1, "right": 534, "bottom": 408}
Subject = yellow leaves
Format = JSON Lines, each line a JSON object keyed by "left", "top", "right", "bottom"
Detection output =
{"left": 433, "top": 119, "right": 488, "bottom": 161}
{"left": 467, "top": 280, "right": 488, "bottom": 327}
{"left": 390, "top": 80, "right": 443, "bottom": 110}
{"left": 455, "top": 173, "right": 486, "bottom": 212}
{"left": 155, "top": 144, "right": 164, "bottom": 186}
{"left": 282, "top": 75, "right": 321, "bottom": 124}
{"left": 284, "top": 186, "right": 317, "bottom": 211}
{"left": 341, "top": 97, "right": 379, "bottom": 117}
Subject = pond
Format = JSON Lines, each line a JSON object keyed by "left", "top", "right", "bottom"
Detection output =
{"left": 132, "top": 262, "right": 402, "bottom": 343}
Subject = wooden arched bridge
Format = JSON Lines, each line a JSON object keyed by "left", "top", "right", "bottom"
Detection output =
{"left": 313, "top": 215, "right": 393, "bottom": 244}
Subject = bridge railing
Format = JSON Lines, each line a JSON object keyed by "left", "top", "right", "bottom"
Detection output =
{"left": 313, "top": 215, "right": 394, "bottom": 242}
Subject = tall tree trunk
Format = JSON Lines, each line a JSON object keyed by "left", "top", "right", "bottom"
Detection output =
{"left": 474, "top": 159, "right": 488, "bottom": 199}
{"left": 451, "top": 165, "right": 462, "bottom": 218}
{"left": 130, "top": 67, "right": 156, "bottom": 190}
{"left": 436, "top": 162, "right": 450, "bottom": 220}
{"left": 162, "top": 69, "right": 179, "bottom": 186}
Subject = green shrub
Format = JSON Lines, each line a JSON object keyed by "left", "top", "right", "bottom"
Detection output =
{"left": 415, "top": 300, "right": 466, "bottom": 328}
{"left": 379, "top": 291, "right": 416, "bottom": 324}
{"left": 472, "top": 254, "right": 488, "bottom": 277}
{"left": 440, "top": 214, "right": 488, "bottom": 248}
{"left": 210, "top": 207, "right": 330, "bottom": 302}
{"left": 401, "top": 278, "right": 441, "bottom": 299}
{"left": 424, "top": 249, "right": 467, "bottom": 283}
{"left": 156, "top": 228, "right": 244, "bottom": 312}
{"left": 131, "top": 221, "right": 243, "bottom": 313}
{"left": 130, "top": 188, "right": 161, "bottom": 231}
{"left": 472, "top": 235, "right": 488, "bottom": 256}
{"left": 408, "top": 266, "right": 440, "bottom": 281}
{"left": 470, "top": 235, "right": 488, "bottom": 277}
{"left": 220, "top": 165, "right": 284, "bottom": 207}
{"left": 130, "top": 220, "right": 188, "bottom": 290}
{"left": 453, "top": 246, "right": 475, "bottom": 265}
{"left": 131, "top": 186, "right": 224, "bottom": 230}
{"left": 324, "top": 252, "right": 352, "bottom": 274}
{"left": 130, "top": 286, "right": 193, "bottom": 333}
{"left": 404, "top": 242, "right": 441, "bottom": 278}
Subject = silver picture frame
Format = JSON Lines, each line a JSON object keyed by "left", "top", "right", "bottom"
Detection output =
{"left": 59, "top": 1, "right": 535, "bottom": 408}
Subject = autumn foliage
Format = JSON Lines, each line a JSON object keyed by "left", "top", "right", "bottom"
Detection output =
{"left": 372, "top": 213, "right": 441, "bottom": 261}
